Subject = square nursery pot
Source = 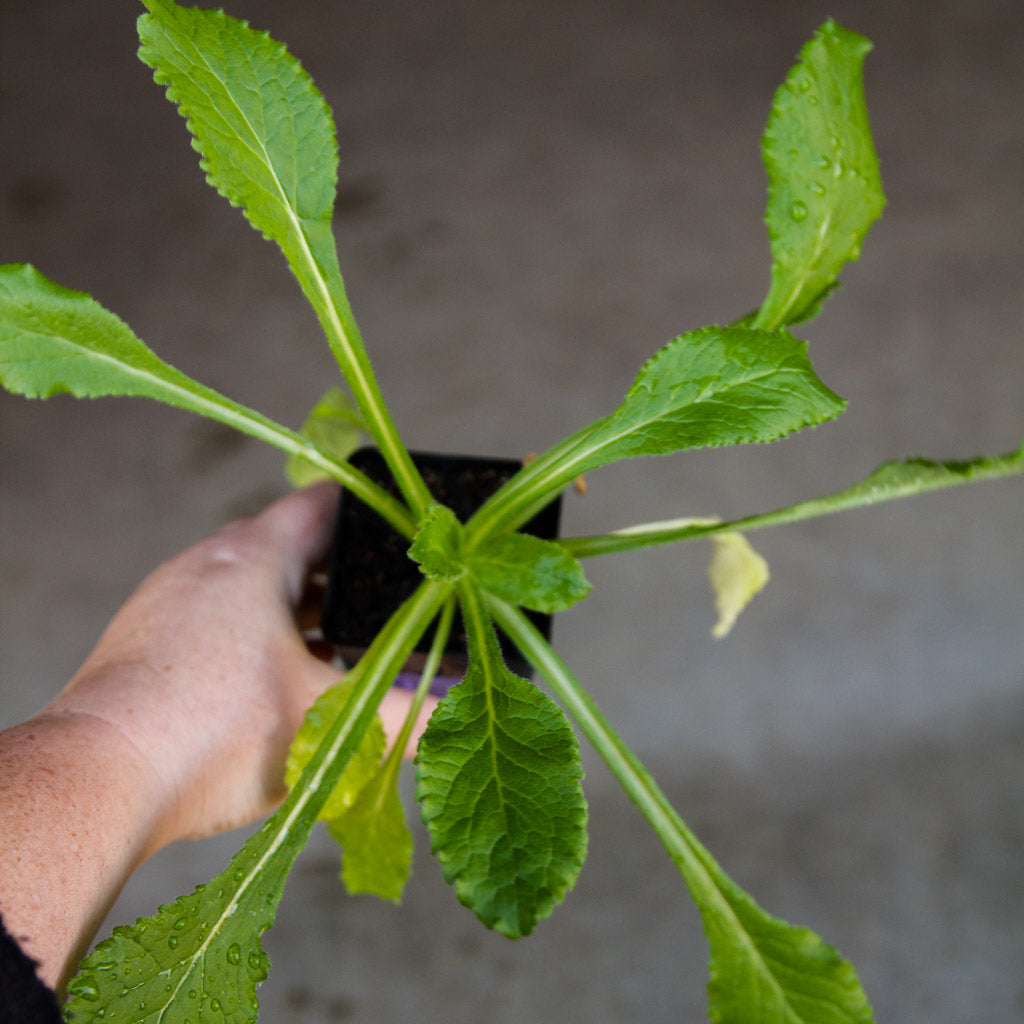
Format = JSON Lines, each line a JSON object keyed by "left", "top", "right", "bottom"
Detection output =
{"left": 320, "top": 447, "right": 563, "bottom": 694}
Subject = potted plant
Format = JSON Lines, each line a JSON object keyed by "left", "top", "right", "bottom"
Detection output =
{"left": 0, "top": 2, "right": 1019, "bottom": 1022}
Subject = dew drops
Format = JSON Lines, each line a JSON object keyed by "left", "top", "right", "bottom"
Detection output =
{"left": 76, "top": 981, "right": 101, "bottom": 1001}
{"left": 226, "top": 942, "right": 242, "bottom": 965}
{"left": 233, "top": 868, "right": 245, "bottom": 882}
{"left": 790, "top": 200, "right": 808, "bottom": 222}
{"left": 817, "top": 155, "right": 832, "bottom": 170}
{"left": 173, "top": 917, "right": 188, "bottom": 931}
{"left": 210, "top": 998, "right": 222, "bottom": 1012}
{"left": 188, "top": 989, "right": 197, "bottom": 1000}
{"left": 799, "top": 76, "right": 812, "bottom": 92}
{"left": 811, "top": 182, "right": 826, "bottom": 196}
{"left": 168, "top": 935, "right": 179, "bottom": 950}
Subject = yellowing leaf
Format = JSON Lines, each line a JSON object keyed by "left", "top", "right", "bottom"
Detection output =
{"left": 708, "top": 532, "right": 770, "bottom": 638}
{"left": 286, "top": 387, "right": 366, "bottom": 487}
{"left": 285, "top": 674, "right": 386, "bottom": 820}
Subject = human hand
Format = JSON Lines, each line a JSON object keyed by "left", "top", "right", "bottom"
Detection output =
{"left": 45, "top": 482, "right": 435, "bottom": 851}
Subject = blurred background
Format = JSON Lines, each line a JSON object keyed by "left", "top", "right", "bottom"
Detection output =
{"left": 1, "top": 0, "right": 1021, "bottom": 1019}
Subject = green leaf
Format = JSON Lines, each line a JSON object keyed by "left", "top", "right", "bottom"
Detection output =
{"left": 415, "top": 581, "right": 587, "bottom": 938}
{"left": 320, "top": 598, "right": 457, "bottom": 903}
{"left": 703, "top": 869, "right": 875, "bottom": 1024}
{"left": 137, "top": 0, "right": 338, "bottom": 262}
{"left": 753, "top": 20, "right": 885, "bottom": 330}
{"left": 593, "top": 326, "right": 844, "bottom": 464}
{"left": 491, "top": 598, "right": 875, "bottom": 1024}
{"left": 326, "top": 760, "right": 413, "bottom": 903}
{"left": 465, "top": 325, "right": 845, "bottom": 540}
{"left": 137, "top": 0, "right": 433, "bottom": 516}
{"left": 63, "top": 801, "right": 302, "bottom": 1024}
{"left": 467, "top": 532, "right": 592, "bottom": 613}
{"left": 408, "top": 503, "right": 467, "bottom": 583}
{"left": 285, "top": 387, "right": 366, "bottom": 487}
{"left": 0, "top": 263, "right": 416, "bottom": 536}
{"left": 0, "top": 263, "right": 276, "bottom": 431}
{"left": 284, "top": 673, "right": 386, "bottom": 821}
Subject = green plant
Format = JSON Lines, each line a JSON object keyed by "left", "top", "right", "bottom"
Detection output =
{"left": 0, "top": 2, "right": 1019, "bottom": 1021}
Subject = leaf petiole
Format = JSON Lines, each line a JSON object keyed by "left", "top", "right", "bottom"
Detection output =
{"left": 559, "top": 441, "right": 1024, "bottom": 558}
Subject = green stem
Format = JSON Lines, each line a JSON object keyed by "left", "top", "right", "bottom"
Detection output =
{"left": 464, "top": 421, "right": 600, "bottom": 544}
{"left": 180, "top": 385, "right": 417, "bottom": 537}
{"left": 560, "top": 442, "right": 1024, "bottom": 558}
{"left": 300, "top": 238, "right": 432, "bottom": 518}
{"left": 390, "top": 597, "right": 456, "bottom": 760}
{"left": 486, "top": 596, "right": 727, "bottom": 889}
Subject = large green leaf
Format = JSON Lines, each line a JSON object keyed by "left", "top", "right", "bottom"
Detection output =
{"left": 588, "top": 325, "right": 843, "bottom": 463}
{"left": 137, "top": 0, "right": 431, "bottom": 513}
{"left": 0, "top": 262, "right": 414, "bottom": 535}
{"left": 415, "top": 581, "right": 587, "bottom": 938}
{"left": 137, "top": 0, "right": 339, "bottom": 275}
{"left": 0, "top": 263, "right": 283, "bottom": 432}
{"left": 466, "top": 325, "right": 845, "bottom": 539}
{"left": 753, "top": 20, "right": 885, "bottom": 330}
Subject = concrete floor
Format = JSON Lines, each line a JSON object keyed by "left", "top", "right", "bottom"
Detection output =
{"left": 2, "top": 0, "right": 1022, "bottom": 1020}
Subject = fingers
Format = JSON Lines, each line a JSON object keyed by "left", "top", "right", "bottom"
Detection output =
{"left": 246, "top": 482, "right": 339, "bottom": 605}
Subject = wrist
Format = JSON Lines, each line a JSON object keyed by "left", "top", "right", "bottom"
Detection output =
{"left": 0, "top": 711, "right": 168, "bottom": 992}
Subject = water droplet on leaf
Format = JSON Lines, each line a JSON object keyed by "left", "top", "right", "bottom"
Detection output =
{"left": 168, "top": 935, "right": 179, "bottom": 950}
{"left": 790, "top": 200, "right": 808, "bottom": 222}
{"left": 75, "top": 980, "right": 101, "bottom": 1001}
{"left": 226, "top": 942, "right": 242, "bottom": 965}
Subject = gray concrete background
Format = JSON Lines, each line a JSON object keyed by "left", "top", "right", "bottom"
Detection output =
{"left": 1, "top": 0, "right": 1022, "bottom": 1020}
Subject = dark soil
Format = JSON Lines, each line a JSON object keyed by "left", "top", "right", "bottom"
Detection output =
{"left": 320, "top": 448, "right": 561, "bottom": 678}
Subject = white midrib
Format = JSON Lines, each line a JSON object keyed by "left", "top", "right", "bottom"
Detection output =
{"left": 178, "top": 34, "right": 424, "bottom": 512}
{"left": 155, "top": 584, "right": 442, "bottom": 1021}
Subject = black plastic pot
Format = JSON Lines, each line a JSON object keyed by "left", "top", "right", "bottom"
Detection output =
{"left": 320, "top": 447, "right": 562, "bottom": 690}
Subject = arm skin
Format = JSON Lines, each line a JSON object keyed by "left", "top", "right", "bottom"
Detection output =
{"left": 0, "top": 482, "right": 434, "bottom": 995}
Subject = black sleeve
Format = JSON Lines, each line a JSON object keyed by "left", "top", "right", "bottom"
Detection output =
{"left": 0, "top": 913, "right": 63, "bottom": 1024}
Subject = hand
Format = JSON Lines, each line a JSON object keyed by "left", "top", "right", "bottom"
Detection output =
{"left": 0, "top": 483, "right": 435, "bottom": 989}
{"left": 50, "top": 481, "right": 434, "bottom": 845}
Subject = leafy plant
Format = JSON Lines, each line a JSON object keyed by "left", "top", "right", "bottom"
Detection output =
{"left": 0, "top": 2, "right": 1019, "bottom": 1021}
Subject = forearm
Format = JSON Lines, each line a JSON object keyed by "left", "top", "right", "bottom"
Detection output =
{"left": 0, "top": 711, "right": 167, "bottom": 994}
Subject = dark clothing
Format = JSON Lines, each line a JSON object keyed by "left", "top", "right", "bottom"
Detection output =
{"left": 0, "top": 915, "right": 62, "bottom": 1023}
